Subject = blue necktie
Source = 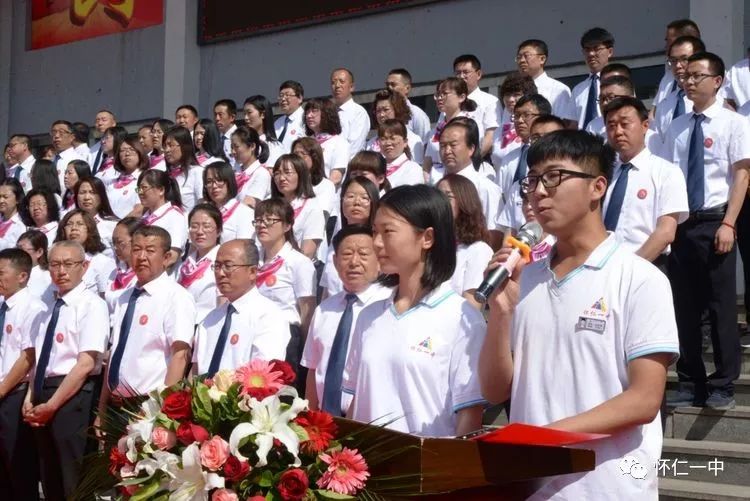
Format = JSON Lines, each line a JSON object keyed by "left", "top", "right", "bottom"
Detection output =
{"left": 107, "top": 287, "right": 144, "bottom": 391}
{"left": 583, "top": 74, "right": 599, "bottom": 128}
{"left": 207, "top": 304, "right": 236, "bottom": 377}
{"left": 0, "top": 302, "right": 8, "bottom": 347}
{"left": 92, "top": 145, "right": 103, "bottom": 174}
{"left": 512, "top": 144, "right": 529, "bottom": 183}
{"left": 321, "top": 293, "right": 357, "bottom": 416}
{"left": 12, "top": 166, "right": 21, "bottom": 180}
{"left": 687, "top": 114, "right": 706, "bottom": 212}
{"left": 278, "top": 116, "right": 291, "bottom": 143}
{"left": 673, "top": 89, "right": 685, "bottom": 119}
{"left": 604, "top": 163, "right": 633, "bottom": 231}
{"left": 670, "top": 79, "right": 678, "bottom": 94}
{"left": 33, "top": 298, "right": 65, "bottom": 404}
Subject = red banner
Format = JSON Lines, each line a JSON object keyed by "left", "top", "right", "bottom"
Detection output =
{"left": 31, "top": 0, "right": 163, "bottom": 50}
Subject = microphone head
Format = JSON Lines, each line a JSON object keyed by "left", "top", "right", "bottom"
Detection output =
{"left": 517, "top": 221, "right": 543, "bottom": 247}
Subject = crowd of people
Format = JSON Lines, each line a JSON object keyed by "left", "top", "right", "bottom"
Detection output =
{"left": 1, "top": 16, "right": 750, "bottom": 500}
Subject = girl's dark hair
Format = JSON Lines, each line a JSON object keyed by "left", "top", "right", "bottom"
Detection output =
{"left": 20, "top": 189, "right": 60, "bottom": 226}
{"left": 231, "top": 125, "right": 270, "bottom": 164}
{"left": 74, "top": 177, "right": 119, "bottom": 221}
{"left": 255, "top": 198, "right": 299, "bottom": 251}
{"left": 195, "top": 119, "right": 228, "bottom": 162}
{"left": 54, "top": 209, "right": 106, "bottom": 254}
{"left": 304, "top": 98, "right": 342, "bottom": 136}
{"left": 291, "top": 137, "right": 326, "bottom": 186}
{"left": 104, "top": 126, "right": 128, "bottom": 156}
{"left": 377, "top": 119, "right": 412, "bottom": 160}
{"left": 437, "top": 174, "right": 489, "bottom": 245}
{"left": 188, "top": 203, "right": 223, "bottom": 248}
{"left": 271, "top": 154, "right": 316, "bottom": 200}
{"left": 343, "top": 151, "right": 391, "bottom": 192}
{"left": 164, "top": 126, "right": 199, "bottom": 181}
{"left": 114, "top": 136, "right": 149, "bottom": 173}
{"left": 63, "top": 160, "right": 92, "bottom": 207}
{"left": 138, "top": 169, "right": 183, "bottom": 208}
{"left": 0, "top": 179, "right": 25, "bottom": 210}
{"left": 202, "top": 161, "right": 238, "bottom": 202}
{"left": 378, "top": 184, "right": 456, "bottom": 290}
{"left": 17, "top": 229, "right": 49, "bottom": 269}
{"left": 437, "top": 77, "right": 478, "bottom": 112}
{"left": 30, "top": 159, "right": 61, "bottom": 195}
{"left": 243, "top": 95, "right": 279, "bottom": 141}
{"left": 340, "top": 176, "right": 380, "bottom": 228}
{"left": 151, "top": 119, "right": 175, "bottom": 154}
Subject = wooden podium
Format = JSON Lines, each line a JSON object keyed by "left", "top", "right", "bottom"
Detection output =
{"left": 335, "top": 419, "right": 601, "bottom": 500}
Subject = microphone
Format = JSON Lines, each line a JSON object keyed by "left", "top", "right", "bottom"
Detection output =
{"left": 474, "top": 221, "right": 543, "bottom": 304}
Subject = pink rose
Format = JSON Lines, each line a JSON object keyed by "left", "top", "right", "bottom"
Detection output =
{"left": 212, "top": 489, "right": 239, "bottom": 501}
{"left": 151, "top": 427, "right": 177, "bottom": 450}
{"left": 200, "top": 435, "right": 230, "bottom": 471}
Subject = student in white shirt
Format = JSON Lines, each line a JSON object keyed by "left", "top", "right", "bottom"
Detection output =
{"left": 303, "top": 225, "right": 391, "bottom": 415}
{"left": 20, "top": 189, "right": 60, "bottom": 243}
{"left": 193, "top": 119, "right": 229, "bottom": 167}
{"left": 291, "top": 138, "right": 337, "bottom": 220}
{"left": 254, "top": 198, "right": 317, "bottom": 394}
{"left": 213, "top": 99, "right": 238, "bottom": 165}
{"left": 93, "top": 126, "right": 127, "bottom": 183}
{"left": 725, "top": 50, "right": 750, "bottom": 109}
{"left": 367, "top": 89, "right": 424, "bottom": 165}
{"left": 0, "top": 249, "right": 45, "bottom": 500}
{"left": 163, "top": 126, "right": 204, "bottom": 212}
{"left": 571, "top": 28, "right": 615, "bottom": 130}
{"left": 271, "top": 154, "right": 326, "bottom": 260}
{"left": 385, "top": 68, "right": 432, "bottom": 143}
{"left": 104, "top": 217, "right": 139, "bottom": 317}
{"left": 174, "top": 104, "right": 199, "bottom": 133}
{"left": 243, "top": 95, "right": 285, "bottom": 167}
{"left": 479, "top": 130, "right": 679, "bottom": 500}
{"left": 88, "top": 110, "right": 117, "bottom": 174}
{"left": 61, "top": 160, "right": 91, "bottom": 214}
{"left": 49, "top": 120, "right": 86, "bottom": 193}
{"left": 0, "top": 180, "right": 27, "bottom": 251}
{"left": 331, "top": 68, "right": 370, "bottom": 156}
{"left": 54, "top": 209, "right": 116, "bottom": 298}
{"left": 231, "top": 125, "right": 272, "bottom": 209}
{"left": 492, "top": 72, "right": 537, "bottom": 158}
{"left": 107, "top": 137, "right": 146, "bottom": 219}
{"left": 203, "top": 162, "right": 255, "bottom": 243}
{"left": 148, "top": 119, "right": 173, "bottom": 170}
{"left": 515, "top": 39, "right": 577, "bottom": 124}
{"left": 275, "top": 81, "right": 307, "bottom": 152}
{"left": 137, "top": 169, "right": 187, "bottom": 263}
{"left": 179, "top": 204, "right": 221, "bottom": 322}
{"left": 377, "top": 120, "right": 424, "bottom": 188}
{"left": 193, "top": 239, "right": 290, "bottom": 375}
{"left": 453, "top": 54, "right": 499, "bottom": 157}
{"left": 16, "top": 230, "right": 53, "bottom": 303}
{"left": 75, "top": 177, "right": 119, "bottom": 258}
{"left": 6, "top": 134, "right": 34, "bottom": 192}
{"left": 343, "top": 184, "right": 486, "bottom": 437}
{"left": 437, "top": 174, "right": 493, "bottom": 309}
{"left": 304, "top": 98, "right": 350, "bottom": 187}
{"left": 652, "top": 20, "right": 702, "bottom": 109}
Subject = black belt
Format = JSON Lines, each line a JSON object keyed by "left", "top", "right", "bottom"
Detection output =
{"left": 42, "top": 375, "right": 98, "bottom": 390}
{"left": 688, "top": 204, "right": 727, "bottom": 221}
{"left": 8, "top": 381, "right": 28, "bottom": 395}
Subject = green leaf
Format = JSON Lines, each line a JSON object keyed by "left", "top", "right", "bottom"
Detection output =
{"left": 313, "top": 489, "right": 357, "bottom": 500}
{"left": 192, "top": 382, "right": 214, "bottom": 427}
{"left": 259, "top": 469, "right": 274, "bottom": 487}
{"left": 289, "top": 421, "right": 309, "bottom": 442}
{"left": 129, "top": 479, "right": 165, "bottom": 501}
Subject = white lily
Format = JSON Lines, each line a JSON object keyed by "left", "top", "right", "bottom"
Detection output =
{"left": 228, "top": 387, "right": 308, "bottom": 467}
{"left": 134, "top": 450, "right": 180, "bottom": 479}
{"left": 168, "top": 443, "right": 225, "bottom": 501}
{"left": 207, "top": 385, "right": 226, "bottom": 402}
{"left": 124, "top": 397, "right": 163, "bottom": 462}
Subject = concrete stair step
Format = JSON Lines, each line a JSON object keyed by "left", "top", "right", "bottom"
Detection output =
{"left": 660, "top": 438, "right": 750, "bottom": 486}
{"left": 666, "top": 373, "right": 750, "bottom": 406}
{"left": 665, "top": 405, "right": 750, "bottom": 443}
{"left": 659, "top": 477, "right": 750, "bottom": 500}
{"left": 702, "top": 344, "right": 750, "bottom": 375}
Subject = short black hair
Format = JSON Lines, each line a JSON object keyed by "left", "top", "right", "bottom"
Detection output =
{"left": 176, "top": 104, "right": 199, "bottom": 117}
{"left": 279, "top": 80, "right": 304, "bottom": 99}
{"left": 518, "top": 39, "right": 548, "bottom": 57}
{"left": 378, "top": 185, "right": 456, "bottom": 291}
{"left": 0, "top": 248, "right": 32, "bottom": 276}
{"left": 602, "top": 96, "right": 649, "bottom": 122}
{"left": 600, "top": 75, "right": 634, "bottom": 96}
{"left": 669, "top": 35, "right": 706, "bottom": 55}
{"left": 688, "top": 52, "right": 725, "bottom": 83}
{"left": 332, "top": 224, "right": 373, "bottom": 253}
{"left": 213, "top": 99, "right": 237, "bottom": 116}
{"left": 600, "top": 63, "right": 631, "bottom": 79}
{"left": 453, "top": 54, "right": 481, "bottom": 70}
{"left": 20, "top": 188, "right": 60, "bottom": 226}
{"left": 71, "top": 122, "right": 90, "bottom": 144}
{"left": 667, "top": 19, "right": 701, "bottom": 38}
{"left": 133, "top": 225, "right": 171, "bottom": 253}
{"left": 388, "top": 68, "right": 413, "bottom": 84}
{"left": 51, "top": 120, "right": 73, "bottom": 133}
{"left": 527, "top": 129, "right": 614, "bottom": 184}
{"left": 580, "top": 27, "right": 615, "bottom": 48}
{"left": 442, "top": 117, "right": 482, "bottom": 169}
{"left": 531, "top": 114, "right": 566, "bottom": 130}
{"left": 515, "top": 94, "right": 552, "bottom": 115}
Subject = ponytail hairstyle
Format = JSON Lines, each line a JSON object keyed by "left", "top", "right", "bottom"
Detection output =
{"left": 138, "top": 169, "right": 183, "bottom": 208}
{"left": 232, "top": 125, "right": 270, "bottom": 164}
{"left": 437, "top": 77, "right": 478, "bottom": 112}
{"left": 243, "top": 95, "right": 279, "bottom": 141}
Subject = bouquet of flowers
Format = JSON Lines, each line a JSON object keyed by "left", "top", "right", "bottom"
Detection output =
{"left": 107, "top": 359, "right": 371, "bottom": 501}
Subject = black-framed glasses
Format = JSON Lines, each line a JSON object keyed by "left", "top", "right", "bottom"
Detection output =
{"left": 683, "top": 73, "right": 719, "bottom": 84}
{"left": 521, "top": 169, "right": 598, "bottom": 194}
{"left": 253, "top": 218, "right": 283, "bottom": 227}
{"left": 597, "top": 93, "right": 630, "bottom": 104}
{"left": 667, "top": 56, "right": 690, "bottom": 66}
{"left": 212, "top": 262, "right": 254, "bottom": 274}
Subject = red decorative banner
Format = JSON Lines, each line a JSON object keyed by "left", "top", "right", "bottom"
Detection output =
{"left": 31, "top": 0, "right": 163, "bottom": 50}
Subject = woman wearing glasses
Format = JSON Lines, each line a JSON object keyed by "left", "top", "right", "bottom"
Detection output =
{"left": 366, "top": 89, "right": 424, "bottom": 164}
{"left": 255, "top": 198, "right": 316, "bottom": 394}
{"left": 107, "top": 137, "right": 148, "bottom": 218}
{"left": 376, "top": 119, "right": 425, "bottom": 188}
{"left": 179, "top": 204, "right": 222, "bottom": 322}
{"left": 137, "top": 169, "right": 187, "bottom": 258}
{"left": 203, "top": 161, "right": 255, "bottom": 242}
{"left": 75, "top": 177, "right": 119, "bottom": 258}
{"left": 20, "top": 189, "right": 60, "bottom": 244}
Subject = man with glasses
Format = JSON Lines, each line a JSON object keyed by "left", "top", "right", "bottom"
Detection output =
{"left": 452, "top": 54, "right": 498, "bottom": 157}
{"left": 50, "top": 120, "right": 86, "bottom": 193}
{"left": 23, "top": 241, "right": 108, "bottom": 500}
{"left": 572, "top": 28, "right": 615, "bottom": 130}
{"left": 583, "top": 65, "right": 632, "bottom": 137}
{"left": 193, "top": 239, "right": 288, "bottom": 375}
{"left": 660, "top": 52, "right": 750, "bottom": 410}
{"left": 653, "top": 19, "right": 702, "bottom": 109}
{"left": 274, "top": 81, "right": 307, "bottom": 152}
{"left": 6, "top": 134, "right": 34, "bottom": 192}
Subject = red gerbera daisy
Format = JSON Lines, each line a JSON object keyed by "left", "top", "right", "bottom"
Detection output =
{"left": 294, "top": 410, "right": 338, "bottom": 455}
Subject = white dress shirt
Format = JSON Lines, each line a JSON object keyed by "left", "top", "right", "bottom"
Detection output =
{"left": 725, "top": 58, "right": 750, "bottom": 108}
{"left": 467, "top": 87, "right": 500, "bottom": 133}
{"left": 653, "top": 88, "right": 692, "bottom": 139}
{"left": 407, "top": 99, "right": 432, "bottom": 144}
{"left": 455, "top": 163, "right": 501, "bottom": 231}
{"left": 106, "top": 169, "right": 141, "bottom": 219}
{"left": 83, "top": 252, "right": 117, "bottom": 296}
{"left": 7, "top": 154, "right": 34, "bottom": 193}
{"left": 337, "top": 98, "right": 371, "bottom": 157}
{"left": 274, "top": 107, "right": 307, "bottom": 152}
{"left": 141, "top": 202, "right": 188, "bottom": 250}
{"left": 571, "top": 73, "right": 601, "bottom": 128}
{"left": 219, "top": 199, "right": 255, "bottom": 243}
{"left": 0, "top": 213, "right": 26, "bottom": 251}
{"left": 169, "top": 165, "right": 204, "bottom": 212}
{"left": 317, "top": 134, "right": 350, "bottom": 178}
{"left": 235, "top": 160, "right": 272, "bottom": 204}
{"left": 0, "top": 287, "right": 46, "bottom": 382}
{"left": 257, "top": 242, "right": 316, "bottom": 326}
{"left": 533, "top": 72, "right": 576, "bottom": 120}
{"left": 54, "top": 147, "right": 86, "bottom": 193}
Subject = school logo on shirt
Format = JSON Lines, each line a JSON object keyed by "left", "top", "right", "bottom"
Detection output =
{"left": 139, "top": 315, "right": 148, "bottom": 326}
{"left": 590, "top": 298, "right": 607, "bottom": 313}
{"left": 704, "top": 137, "right": 713, "bottom": 148}
{"left": 411, "top": 337, "right": 436, "bottom": 356}
{"left": 577, "top": 297, "right": 609, "bottom": 333}
{"left": 637, "top": 189, "right": 648, "bottom": 200}
{"left": 55, "top": 333, "right": 64, "bottom": 343}
{"left": 230, "top": 334, "right": 239, "bottom": 345}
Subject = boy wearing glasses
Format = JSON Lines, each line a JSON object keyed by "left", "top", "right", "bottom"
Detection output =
{"left": 480, "top": 130, "right": 678, "bottom": 500}
{"left": 274, "top": 81, "right": 306, "bottom": 152}
{"left": 572, "top": 28, "right": 615, "bottom": 129}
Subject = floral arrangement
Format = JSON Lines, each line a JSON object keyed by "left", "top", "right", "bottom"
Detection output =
{"left": 107, "top": 359, "right": 371, "bottom": 501}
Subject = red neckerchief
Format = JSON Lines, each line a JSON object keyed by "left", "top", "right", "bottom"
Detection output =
{"left": 500, "top": 122, "right": 519, "bottom": 148}
{"left": 0, "top": 216, "right": 15, "bottom": 238}
{"left": 531, "top": 240, "right": 553, "bottom": 262}
{"left": 113, "top": 173, "right": 136, "bottom": 189}
{"left": 315, "top": 133, "right": 333, "bottom": 145}
{"left": 291, "top": 198, "right": 308, "bottom": 219}
{"left": 111, "top": 268, "right": 136, "bottom": 291}
{"left": 100, "top": 156, "right": 115, "bottom": 172}
{"left": 63, "top": 192, "right": 75, "bottom": 209}
{"left": 220, "top": 200, "right": 240, "bottom": 223}
{"left": 432, "top": 120, "right": 447, "bottom": 142}
{"left": 168, "top": 165, "right": 183, "bottom": 179}
{"left": 386, "top": 157, "right": 408, "bottom": 177}
{"left": 196, "top": 152, "right": 208, "bottom": 164}
{"left": 142, "top": 205, "right": 182, "bottom": 225}
{"left": 149, "top": 154, "right": 164, "bottom": 168}
{"left": 178, "top": 254, "right": 213, "bottom": 288}
{"left": 235, "top": 163, "right": 260, "bottom": 190}
{"left": 256, "top": 255, "right": 284, "bottom": 286}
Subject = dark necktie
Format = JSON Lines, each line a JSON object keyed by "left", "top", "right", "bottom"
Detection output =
{"left": 92, "top": 145, "right": 104, "bottom": 174}
{"left": 207, "top": 303, "right": 236, "bottom": 377}
{"left": 278, "top": 116, "right": 291, "bottom": 143}
{"left": 52, "top": 154, "right": 61, "bottom": 166}
{"left": 107, "top": 287, "right": 144, "bottom": 391}
{"left": 321, "top": 293, "right": 358, "bottom": 416}
{"left": 583, "top": 74, "right": 599, "bottom": 128}
{"left": 604, "top": 163, "right": 633, "bottom": 231}
{"left": 687, "top": 114, "right": 706, "bottom": 212}
{"left": 670, "top": 79, "right": 678, "bottom": 94}
{"left": 12, "top": 166, "right": 21, "bottom": 180}
{"left": 0, "top": 302, "right": 8, "bottom": 347}
{"left": 512, "top": 144, "right": 529, "bottom": 183}
{"left": 33, "top": 298, "right": 65, "bottom": 404}
{"left": 673, "top": 89, "right": 685, "bottom": 119}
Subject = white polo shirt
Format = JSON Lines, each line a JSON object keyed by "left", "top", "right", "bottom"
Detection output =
{"left": 451, "top": 241, "right": 493, "bottom": 296}
{"left": 659, "top": 99, "right": 750, "bottom": 210}
{"left": 301, "top": 283, "right": 392, "bottom": 415}
{"left": 83, "top": 252, "right": 117, "bottom": 296}
{"left": 88, "top": 140, "right": 104, "bottom": 172}
{"left": 7, "top": 154, "right": 34, "bottom": 192}
{"left": 337, "top": 98, "right": 371, "bottom": 157}
{"left": 603, "top": 148, "right": 688, "bottom": 254}
{"left": 571, "top": 73, "right": 600, "bottom": 129}
{"left": 533, "top": 72, "right": 576, "bottom": 120}
{"left": 290, "top": 197, "right": 326, "bottom": 249}
{"left": 407, "top": 100, "right": 432, "bottom": 144}
{"left": 365, "top": 129, "right": 425, "bottom": 164}
{"left": 343, "top": 281, "right": 487, "bottom": 437}
{"left": 95, "top": 156, "right": 119, "bottom": 184}
{"left": 109, "top": 272, "right": 196, "bottom": 397}
{"left": 219, "top": 199, "right": 255, "bottom": 243}
{"left": 0, "top": 287, "right": 46, "bottom": 382}
{"left": 169, "top": 165, "right": 204, "bottom": 212}
{"left": 319, "top": 249, "right": 343, "bottom": 298}
{"left": 36, "top": 281, "right": 109, "bottom": 378}
{"left": 222, "top": 124, "right": 238, "bottom": 166}
{"left": 467, "top": 87, "right": 500, "bottom": 134}
{"left": 106, "top": 170, "right": 141, "bottom": 219}
{"left": 274, "top": 107, "right": 307, "bottom": 152}
{"left": 0, "top": 213, "right": 26, "bottom": 251}
{"left": 725, "top": 58, "right": 750, "bottom": 107}
{"left": 653, "top": 89, "right": 692, "bottom": 139}
{"left": 235, "top": 160, "right": 272, "bottom": 204}
{"left": 454, "top": 163, "right": 501, "bottom": 231}
{"left": 142, "top": 202, "right": 188, "bottom": 250}
{"left": 193, "top": 287, "right": 290, "bottom": 374}
{"left": 316, "top": 134, "right": 350, "bottom": 178}
{"left": 257, "top": 242, "right": 316, "bottom": 326}
{"left": 178, "top": 246, "right": 219, "bottom": 323}
{"left": 509, "top": 234, "right": 679, "bottom": 500}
